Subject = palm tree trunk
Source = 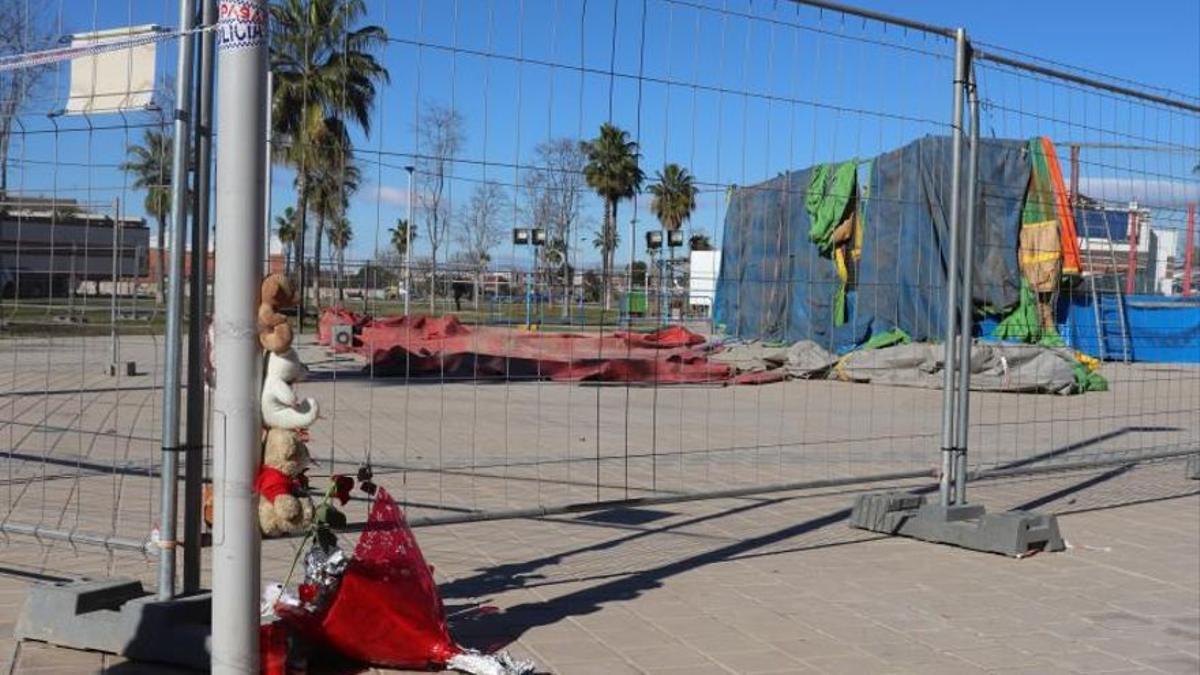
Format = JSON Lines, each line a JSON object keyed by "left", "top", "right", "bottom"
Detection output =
{"left": 295, "top": 179, "right": 309, "bottom": 331}
{"left": 312, "top": 214, "right": 325, "bottom": 313}
{"left": 156, "top": 217, "right": 166, "bottom": 304}
{"left": 336, "top": 249, "right": 344, "bottom": 303}
{"left": 602, "top": 199, "right": 613, "bottom": 312}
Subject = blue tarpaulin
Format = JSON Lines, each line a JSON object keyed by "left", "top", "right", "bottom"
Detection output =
{"left": 715, "top": 135, "right": 1030, "bottom": 352}
{"left": 979, "top": 294, "right": 1200, "bottom": 363}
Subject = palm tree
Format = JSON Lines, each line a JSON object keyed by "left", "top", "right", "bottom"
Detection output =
{"left": 648, "top": 164, "right": 698, "bottom": 319}
{"left": 327, "top": 216, "right": 353, "bottom": 303}
{"left": 388, "top": 218, "right": 416, "bottom": 258}
{"left": 305, "top": 152, "right": 360, "bottom": 310}
{"left": 688, "top": 232, "right": 713, "bottom": 251}
{"left": 275, "top": 205, "right": 298, "bottom": 276}
{"left": 120, "top": 129, "right": 172, "bottom": 303}
{"left": 648, "top": 164, "right": 698, "bottom": 232}
{"left": 270, "top": 0, "right": 388, "bottom": 325}
{"left": 582, "top": 123, "right": 644, "bottom": 309}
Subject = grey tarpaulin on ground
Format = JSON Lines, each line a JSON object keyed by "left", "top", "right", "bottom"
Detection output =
{"left": 833, "top": 342, "right": 1080, "bottom": 395}
{"left": 711, "top": 340, "right": 1084, "bottom": 394}
{"left": 709, "top": 340, "right": 839, "bottom": 378}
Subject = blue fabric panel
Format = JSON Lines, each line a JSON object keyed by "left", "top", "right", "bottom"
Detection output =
{"left": 717, "top": 135, "right": 1030, "bottom": 347}
{"left": 980, "top": 294, "right": 1200, "bottom": 363}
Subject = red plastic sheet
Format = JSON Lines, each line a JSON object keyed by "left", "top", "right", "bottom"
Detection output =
{"left": 316, "top": 306, "right": 371, "bottom": 348}
{"left": 326, "top": 311, "right": 732, "bottom": 384}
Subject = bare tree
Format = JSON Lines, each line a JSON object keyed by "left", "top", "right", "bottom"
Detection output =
{"left": 416, "top": 103, "right": 464, "bottom": 313}
{"left": 0, "top": 0, "right": 52, "bottom": 196}
{"left": 524, "top": 138, "right": 586, "bottom": 313}
{"left": 456, "top": 181, "right": 508, "bottom": 310}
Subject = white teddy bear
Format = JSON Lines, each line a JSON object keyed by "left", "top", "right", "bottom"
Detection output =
{"left": 261, "top": 348, "right": 319, "bottom": 429}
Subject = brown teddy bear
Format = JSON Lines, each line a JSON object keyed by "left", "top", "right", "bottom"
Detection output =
{"left": 255, "top": 427, "right": 315, "bottom": 537}
{"left": 259, "top": 274, "right": 297, "bottom": 354}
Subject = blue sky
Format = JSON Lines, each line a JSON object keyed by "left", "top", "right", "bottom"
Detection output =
{"left": 8, "top": 0, "right": 1199, "bottom": 266}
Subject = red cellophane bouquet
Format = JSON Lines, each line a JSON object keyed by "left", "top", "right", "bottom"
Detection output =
{"left": 274, "top": 486, "right": 533, "bottom": 674}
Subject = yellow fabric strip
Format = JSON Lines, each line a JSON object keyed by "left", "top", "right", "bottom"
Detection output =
{"left": 1020, "top": 252, "right": 1061, "bottom": 265}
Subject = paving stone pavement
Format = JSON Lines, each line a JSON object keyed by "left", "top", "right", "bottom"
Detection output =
{"left": 0, "top": 460, "right": 1196, "bottom": 674}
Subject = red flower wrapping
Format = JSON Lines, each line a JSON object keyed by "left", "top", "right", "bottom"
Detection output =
{"left": 279, "top": 488, "right": 459, "bottom": 669}
{"left": 259, "top": 621, "right": 289, "bottom": 675}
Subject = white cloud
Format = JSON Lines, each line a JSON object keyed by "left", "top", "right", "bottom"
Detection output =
{"left": 1077, "top": 176, "right": 1200, "bottom": 209}
{"left": 361, "top": 184, "right": 411, "bottom": 208}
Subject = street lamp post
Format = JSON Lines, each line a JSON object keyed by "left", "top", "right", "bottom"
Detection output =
{"left": 405, "top": 165, "right": 414, "bottom": 316}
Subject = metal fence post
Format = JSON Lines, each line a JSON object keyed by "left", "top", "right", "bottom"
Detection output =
{"left": 109, "top": 197, "right": 120, "bottom": 371}
{"left": 212, "top": 1, "right": 269, "bottom": 670}
{"left": 954, "top": 57, "right": 980, "bottom": 505}
{"left": 938, "top": 27, "right": 968, "bottom": 507}
{"left": 158, "top": 0, "right": 197, "bottom": 601}
{"left": 183, "top": 0, "right": 217, "bottom": 596}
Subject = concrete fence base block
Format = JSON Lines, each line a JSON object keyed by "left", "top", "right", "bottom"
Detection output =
{"left": 1187, "top": 454, "right": 1200, "bottom": 480}
{"left": 15, "top": 578, "right": 210, "bottom": 671}
{"left": 849, "top": 492, "right": 1065, "bottom": 557}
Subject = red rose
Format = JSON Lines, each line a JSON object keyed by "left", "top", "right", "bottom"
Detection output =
{"left": 332, "top": 474, "right": 354, "bottom": 505}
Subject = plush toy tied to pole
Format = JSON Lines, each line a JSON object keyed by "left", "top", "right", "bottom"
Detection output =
{"left": 256, "top": 273, "right": 318, "bottom": 538}
{"left": 259, "top": 274, "right": 297, "bottom": 354}
{"left": 261, "top": 348, "right": 319, "bottom": 430}
{"left": 256, "top": 428, "right": 315, "bottom": 537}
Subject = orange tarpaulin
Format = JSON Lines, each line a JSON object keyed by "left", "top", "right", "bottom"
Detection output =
{"left": 1039, "top": 136, "right": 1081, "bottom": 275}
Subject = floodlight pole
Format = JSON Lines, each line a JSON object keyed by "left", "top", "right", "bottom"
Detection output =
{"left": 954, "top": 58, "right": 980, "bottom": 505}
{"left": 158, "top": 0, "right": 196, "bottom": 601}
{"left": 938, "top": 28, "right": 967, "bottom": 507}
{"left": 660, "top": 242, "right": 669, "bottom": 324}
{"left": 212, "top": 1, "right": 269, "bottom": 671}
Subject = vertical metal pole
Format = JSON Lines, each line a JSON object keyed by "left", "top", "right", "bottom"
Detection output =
{"left": 1184, "top": 203, "right": 1196, "bottom": 296}
{"left": 109, "top": 197, "right": 120, "bottom": 371}
{"left": 629, "top": 216, "right": 638, "bottom": 323}
{"left": 1069, "top": 145, "right": 1080, "bottom": 208}
{"left": 525, "top": 245, "right": 533, "bottom": 328}
{"left": 938, "top": 28, "right": 967, "bottom": 507}
{"left": 183, "top": 0, "right": 217, "bottom": 596}
{"left": 1125, "top": 201, "right": 1139, "bottom": 295}
{"left": 264, "top": 70, "right": 274, "bottom": 275}
{"left": 405, "top": 165, "right": 414, "bottom": 316}
{"left": 954, "top": 61, "right": 980, "bottom": 506}
{"left": 212, "top": 1, "right": 268, "bottom": 670}
{"left": 158, "top": 0, "right": 197, "bottom": 601}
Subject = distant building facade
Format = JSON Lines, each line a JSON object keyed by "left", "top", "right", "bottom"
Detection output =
{"left": 0, "top": 196, "right": 149, "bottom": 297}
